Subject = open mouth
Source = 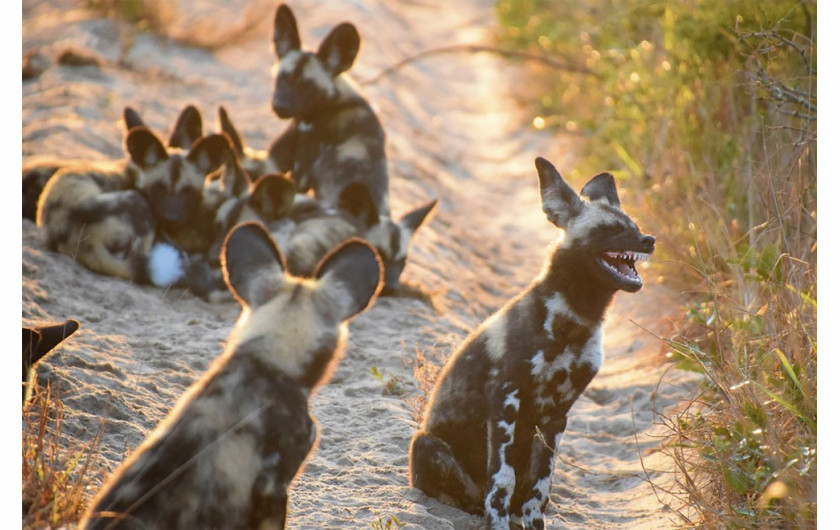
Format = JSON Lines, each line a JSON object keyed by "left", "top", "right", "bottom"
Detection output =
{"left": 598, "top": 251, "right": 649, "bottom": 286}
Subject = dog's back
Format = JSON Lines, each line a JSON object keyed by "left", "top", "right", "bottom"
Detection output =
{"left": 80, "top": 222, "right": 383, "bottom": 529}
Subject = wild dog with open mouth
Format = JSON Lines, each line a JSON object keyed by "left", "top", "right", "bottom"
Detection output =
{"left": 80, "top": 221, "right": 383, "bottom": 530}
{"left": 36, "top": 121, "right": 230, "bottom": 289}
{"left": 274, "top": 181, "right": 436, "bottom": 294}
{"left": 22, "top": 319, "right": 80, "bottom": 404}
{"left": 409, "top": 157, "right": 655, "bottom": 529}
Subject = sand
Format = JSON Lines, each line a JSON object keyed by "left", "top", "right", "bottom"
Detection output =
{"left": 22, "top": 0, "right": 696, "bottom": 527}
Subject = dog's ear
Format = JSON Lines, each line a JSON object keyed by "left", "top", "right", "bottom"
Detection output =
{"left": 222, "top": 222, "right": 287, "bottom": 308}
{"left": 187, "top": 133, "right": 233, "bottom": 175}
{"left": 168, "top": 105, "right": 203, "bottom": 150}
{"left": 314, "top": 239, "right": 383, "bottom": 321}
{"left": 338, "top": 182, "right": 379, "bottom": 228}
{"left": 317, "top": 22, "right": 360, "bottom": 76}
{"left": 22, "top": 320, "right": 80, "bottom": 379}
{"left": 273, "top": 4, "right": 301, "bottom": 59}
{"left": 126, "top": 127, "right": 169, "bottom": 169}
{"left": 217, "top": 106, "right": 245, "bottom": 158}
{"left": 399, "top": 198, "right": 437, "bottom": 235}
{"left": 249, "top": 173, "right": 296, "bottom": 221}
{"left": 123, "top": 106, "right": 146, "bottom": 132}
{"left": 535, "top": 157, "right": 582, "bottom": 228}
{"left": 581, "top": 172, "right": 620, "bottom": 207}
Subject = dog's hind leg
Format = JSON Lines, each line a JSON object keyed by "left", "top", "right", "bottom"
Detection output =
{"left": 409, "top": 433, "right": 483, "bottom": 515}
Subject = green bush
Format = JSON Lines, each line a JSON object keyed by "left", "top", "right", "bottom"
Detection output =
{"left": 496, "top": 1, "right": 816, "bottom": 526}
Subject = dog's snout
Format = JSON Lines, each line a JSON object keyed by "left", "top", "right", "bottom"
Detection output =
{"left": 641, "top": 235, "right": 656, "bottom": 253}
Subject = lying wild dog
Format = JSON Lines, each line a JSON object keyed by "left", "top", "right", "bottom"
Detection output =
{"left": 273, "top": 182, "right": 436, "bottom": 294}
{"left": 36, "top": 124, "right": 229, "bottom": 290}
{"left": 80, "top": 221, "right": 384, "bottom": 530}
{"left": 219, "top": 101, "right": 437, "bottom": 293}
{"left": 409, "top": 157, "right": 655, "bottom": 529}
{"left": 22, "top": 319, "right": 80, "bottom": 403}
{"left": 22, "top": 105, "right": 205, "bottom": 223}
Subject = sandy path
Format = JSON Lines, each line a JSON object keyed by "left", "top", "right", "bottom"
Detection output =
{"left": 22, "top": 0, "right": 694, "bottom": 528}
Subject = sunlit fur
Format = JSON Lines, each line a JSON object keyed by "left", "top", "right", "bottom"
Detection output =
{"left": 409, "top": 158, "right": 655, "bottom": 529}
{"left": 80, "top": 222, "right": 383, "bottom": 530}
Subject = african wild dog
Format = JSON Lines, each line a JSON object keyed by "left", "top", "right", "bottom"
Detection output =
{"left": 80, "top": 221, "right": 384, "bottom": 530}
{"left": 266, "top": 4, "right": 438, "bottom": 292}
{"left": 22, "top": 105, "right": 206, "bottom": 223}
{"left": 22, "top": 319, "right": 79, "bottom": 404}
{"left": 270, "top": 181, "right": 436, "bottom": 293}
{"left": 409, "top": 157, "right": 655, "bottom": 529}
{"left": 35, "top": 122, "right": 230, "bottom": 289}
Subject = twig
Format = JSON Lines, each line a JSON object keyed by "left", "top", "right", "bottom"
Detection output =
{"left": 359, "top": 44, "right": 596, "bottom": 86}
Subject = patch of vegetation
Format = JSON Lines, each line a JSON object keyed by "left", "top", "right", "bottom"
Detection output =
{"left": 23, "top": 383, "right": 104, "bottom": 529}
{"left": 496, "top": 0, "right": 816, "bottom": 527}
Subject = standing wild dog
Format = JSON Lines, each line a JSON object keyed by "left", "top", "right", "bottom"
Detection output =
{"left": 80, "top": 221, "right": 384, "bottom": 530}
{"left": 267, "top": 4, "right": 438, "bottom": 292}
{"left": 409, "top": 157, "right": 655, "bottom": 529}
{"left": 36, "top": 122, "right": 230, "bottom": 288}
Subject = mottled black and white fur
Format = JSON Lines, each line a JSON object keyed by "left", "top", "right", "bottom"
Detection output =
{"left": 80, "top": 221, "right": 383, "bottom": 529}
{"left": 409, "top": 157, "right": 655, "bottom": 529}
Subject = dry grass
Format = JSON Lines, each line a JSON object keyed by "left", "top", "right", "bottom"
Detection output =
{"left": 22, "top": 382, "right": 105, "bottom": 529}
{"left": 403, "top": 345, "right": 446, "bottom": 427}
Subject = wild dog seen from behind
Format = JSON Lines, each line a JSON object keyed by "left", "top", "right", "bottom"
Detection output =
{"left": 409, "top": 157, "right": 655, "bottom": 529}
{"left": 80, "top": 221, "right": 383, "bottom": 530}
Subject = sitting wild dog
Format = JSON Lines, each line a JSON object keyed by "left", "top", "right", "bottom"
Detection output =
{"left": 409, "top": 157, "right": 656, "bottom": 529}
{"left": 219, "top": 100, "right": 437, "bottom": 293}
{"left": 275, "top": 182, "right": 436, "bottom": 293}
{"left": 36, "top": 124, "right": 230, "bottom": 288}
{"left": 80, "top": 221, "right": 384, "bottom": 530}
{"left": 22, "top": 319, "right": 80, "bottom": 403}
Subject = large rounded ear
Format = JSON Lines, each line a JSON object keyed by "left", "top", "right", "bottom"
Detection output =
{"left": 187, "top": 133, "right": 234, "bottom": 175}
{"left": 217, "top": 106, "right": 245, "bottom": 158}
{"left": 222, "top": 222, "right": 287, "bottom": 308}
{"left": 338, "top": 182, "right": 378, "bottom": 228}
{"left": 168, "top": 104, "right": 203, "bottom": 149}
{"left": 535, "top": 157, "right": 582, "bottom": 228}
{"left": 580, "top": 172, "right": 620, "bottom": 207}
{"left": 249, "top": 173, "right": 296, "bottom": 221}
{"left": 273, "top": 4, "right": 301, "bottom": 59}
{"left": 399, "top": 198, "right": 438, "bottom": 234}
{"left": 123, "top": 106, "right": 146, "bottom": 132}
{"left": 317, "top": 22, "right": 360, "bottom": 76}
{"left": 23, "top": 319, "right": 80, "bottom": 377}
{"left": 126, "top": 127, "right": 168, "bottom": 169}
{"left": 314, "top": 238, "right": 383, "bottom": 321}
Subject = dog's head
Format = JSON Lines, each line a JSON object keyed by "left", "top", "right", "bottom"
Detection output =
{"left": 125, "top": 126, "right": 232, "bottom": 235}
{"left": 222, "top": 221, "right": 382, "bottom": 387}
{"left": 535, "top": 157, "right": 655, "bottom": 293}
{"left": 270, "top": 4, "right": 360, "bottom": 121}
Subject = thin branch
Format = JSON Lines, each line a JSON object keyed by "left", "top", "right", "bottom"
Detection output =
{"left": 359, "top": 44, "right": 596, "bottom": 86}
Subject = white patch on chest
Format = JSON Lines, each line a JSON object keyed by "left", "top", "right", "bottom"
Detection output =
{"left": 579, "top": 326, "right": 604, "bottom": 373}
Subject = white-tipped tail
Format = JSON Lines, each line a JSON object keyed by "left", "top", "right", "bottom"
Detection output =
{"left": 148, "top": 242, "right": 185, "bottom": 287}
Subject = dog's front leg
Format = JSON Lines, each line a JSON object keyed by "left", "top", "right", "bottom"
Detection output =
{"left": 518, "top": 417, "right": 567, "bottom": 529}
{"left": 484, "top": 385, "right": 520, "bottom": 529}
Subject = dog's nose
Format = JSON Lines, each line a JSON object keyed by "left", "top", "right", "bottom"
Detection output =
{"left": 640, "top": 235, "right": 656, "bottom": 253}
